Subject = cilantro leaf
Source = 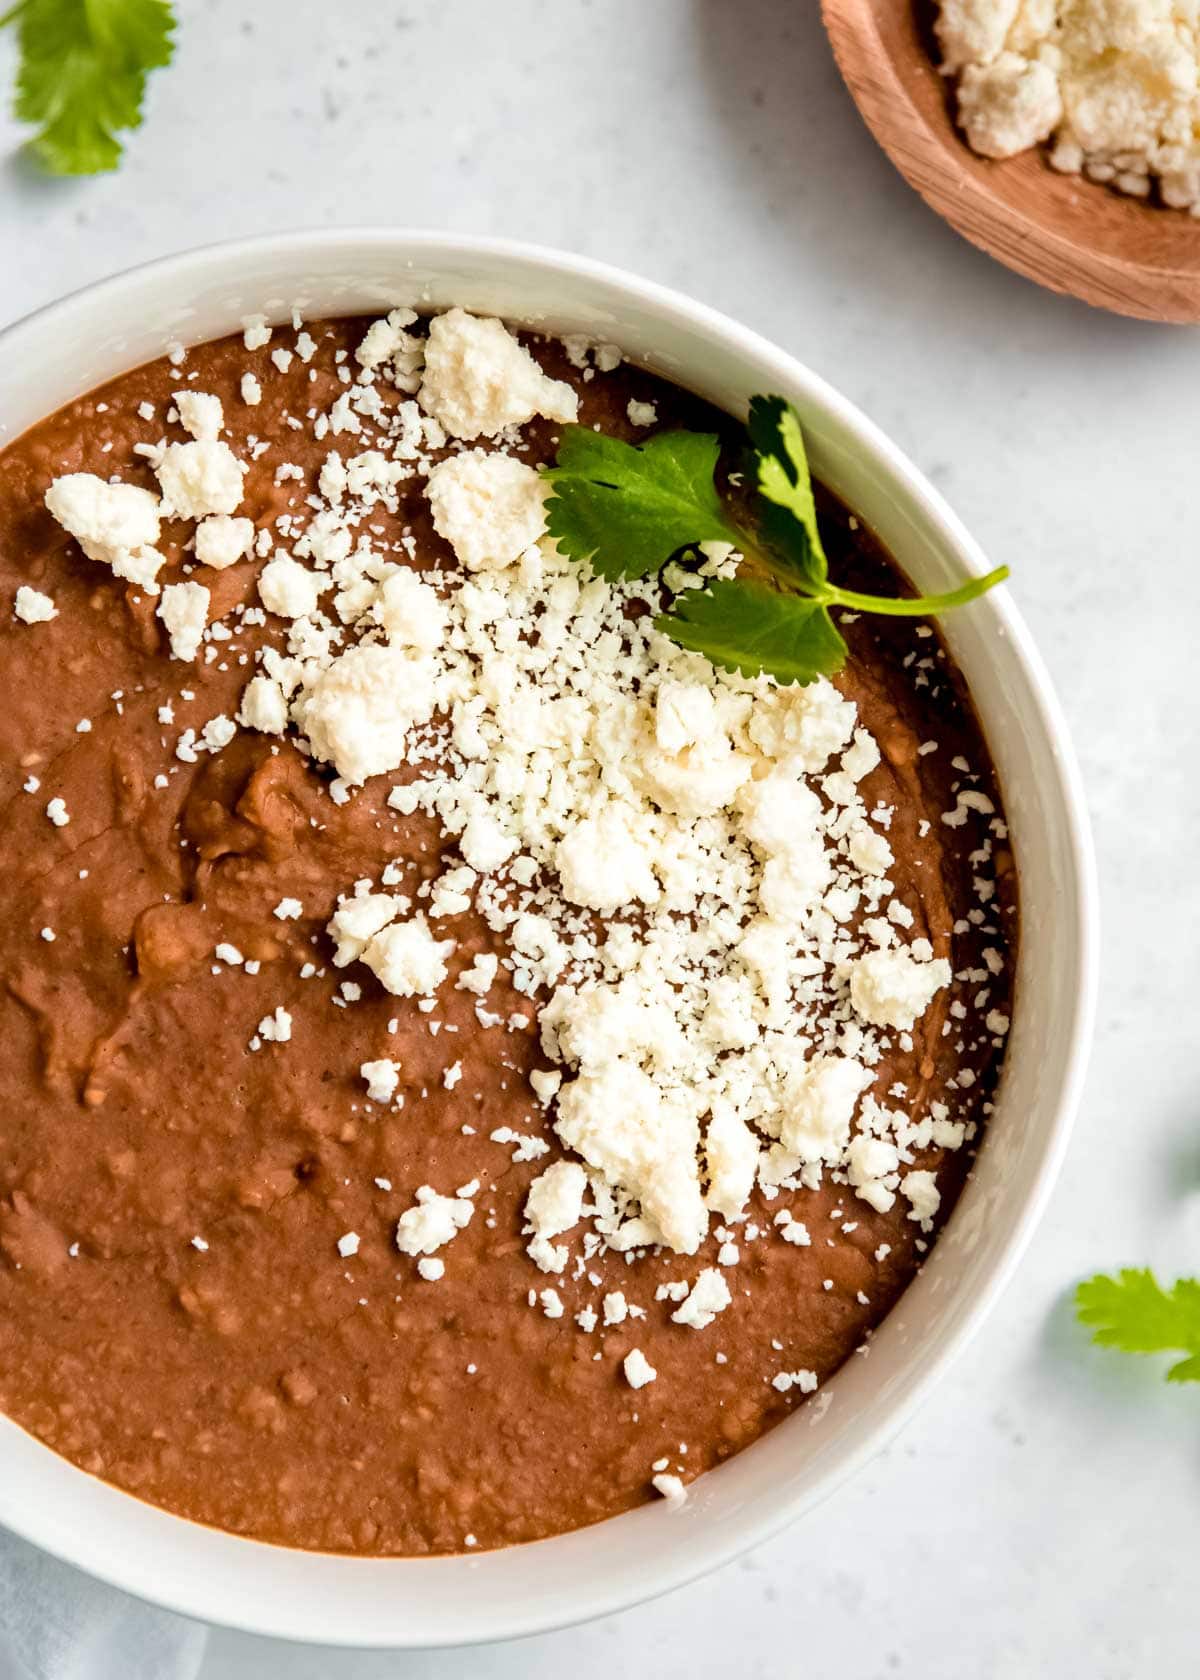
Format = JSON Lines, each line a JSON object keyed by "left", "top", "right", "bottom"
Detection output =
{"left": 746, "top": 393, "right": 828, "bottom": 590}
{"left": 1, "top": 0, "right": 176, "bottom": 175}
{"left": 1076, "top": 1270, "right": 1200, "bottom": 1384}
{"left": 541, "top": 395, "right": 1009, "bottom": 687}
{"left": 658, "top": 578, "right": 846, "bottom": 686}
{"left": 544, "top": 426, "right": 740, "bottom": 582}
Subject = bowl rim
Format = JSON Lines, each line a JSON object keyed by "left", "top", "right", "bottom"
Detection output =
{"left": 0, "top": 228, "right": 1099, "bottom": 1648}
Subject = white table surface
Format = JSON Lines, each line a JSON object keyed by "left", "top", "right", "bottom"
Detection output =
{"left": 2, "top": 2, "right": 1197, "bottom": 1675}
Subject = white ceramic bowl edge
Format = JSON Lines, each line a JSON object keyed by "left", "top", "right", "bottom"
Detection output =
{"left": 0, "top": 231, "right": 1098, "bottom": 1648}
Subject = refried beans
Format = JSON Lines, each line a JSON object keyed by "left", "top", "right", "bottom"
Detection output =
{"left": 0, "top": 312, "right": 1015, "bottom": 1555}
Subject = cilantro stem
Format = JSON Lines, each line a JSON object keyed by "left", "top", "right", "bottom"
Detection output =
{"left": 821, "top": 567, "right": 1011, "bottom": 617}
{"left": 733, "top": 524, "right": 1009, "bottom": 621}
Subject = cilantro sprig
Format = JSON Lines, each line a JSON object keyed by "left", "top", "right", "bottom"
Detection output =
{"left": 1076, "top": 1271, "right": 1200, "bottom": 1385}
{"left": 543, "top": 394, "right": 1009, "bottom": 685}
{"left": 1, "top": 0, "right": 176, "bottom": 175}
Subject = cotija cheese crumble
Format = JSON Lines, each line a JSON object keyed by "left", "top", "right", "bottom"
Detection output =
{"left": 937, "top": 0, "right": 1200, "bottom": 212}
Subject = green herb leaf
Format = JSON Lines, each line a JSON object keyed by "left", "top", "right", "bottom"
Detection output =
{"left": 1076, "top": 1270, "right": 1200, "bottom": 1384}
{"left": 2, "top": 0, "right": 176, "bottom": 176}
{"left": 542, "top": 395, "right": 1009, "bottom": 688}
{"left": 746, "top": 393, "right": 828, "bottom": 590}
{"left": 544, "top": 426, "right": 740, "bottom": 582}
{"left": 658, "top": 578, "right": 847, "bottom": 686}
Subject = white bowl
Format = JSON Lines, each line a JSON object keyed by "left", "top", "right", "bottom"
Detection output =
{"left": 0, "top": 231, "right": 1097, "bottom": 1649}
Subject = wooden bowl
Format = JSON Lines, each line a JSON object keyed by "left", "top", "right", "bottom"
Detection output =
{"left": 822, "top": 0, "right": 1200, "bottom": 323}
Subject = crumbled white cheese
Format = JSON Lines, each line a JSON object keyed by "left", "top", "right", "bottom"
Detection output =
{"left": 651, "top": 1471, "right": 687, "bottom": 1507}
{"left": 418, "top": 308, "right": 578, "bottom": 440}
{"left": 373, "top": 571, "right": 448, "bottom": 650}
{"left": 395, "top": 1185, "right": 475, "bottom": 1255}
{"left": 14, "top": 585, "right": 56, "bottom": 623}
{"left": 44, "top": 473, "right": 165, "bottom": 593}
{"left": 426, "top": 450, "right": 548, "bottom": 573}
{"left": 327, "top": 891, "right": 400, "bottom": 967}
{"left": 361, "top": 1058, "right": 400, "bottom": 1103}
{"left": 242, "top": 315, "right": 272, "bottom": 350}
{"left": 704, "top": 1108, "right": 759, "bottom": 1220}
{"left": 772, "top": 1368, "right": 818, "bottom": 1395}
{"left": 337, "top": 1231, "right": 360, "bottom": 1258}
{"left": 849, "top": 948, "right": 952, "bottom": 1032}
{"left": 671, "top": 1268, "right": 732, "bottom": 1330}
{"left": 361, "top": 915, "right": 454, "bottom": 997}
{"left": 45, "top": 797, "right": 69, "bottom": 827}
{"left": 902, "top": 1169, "right": 942, "bottom": 1230}
{"left": 258, "top": 1006, "right": 292, "bottom": 1043}
{"left": 174, "top": 390, "right": 224, "bottom": 441}
{"left": 524, "top": 1160, "right": 587, "bottom": 1274}
{"left": 156, "top": 440, "right": 247, "bottom": 519}
{"left": 937, "top": 0, "right": 1200, "bottom": 214}
{"left": 623, "top": 1348, "right": 657, "bottom": 1389}
{"left": 195, "top": 514, "right": 254, "bottom": 570}
{"left": 355, "top": 307, "right": 424, "bottom": 388}
{"left": 456, "top": 951, "right": 499, "bottom": 996}
{"left": 238, "top": 673, "right": 289, "bottom": 734}
{"left": 297, "top": 642, "right": 437, "bottom": 784}
{"left": 259, "top": 554, "right": 322, "bottom": 620}
{"left": 157, "top": 580, "right": 210, "bottom": 662}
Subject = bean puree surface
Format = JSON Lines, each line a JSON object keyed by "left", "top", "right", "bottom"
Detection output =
{"left": 0, "top": 320, "right": 1015, "bottom": 1555}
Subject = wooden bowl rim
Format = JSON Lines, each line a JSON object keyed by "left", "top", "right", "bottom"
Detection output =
{"left": 821, "top": 0, "right": 1200, "bottom": 324}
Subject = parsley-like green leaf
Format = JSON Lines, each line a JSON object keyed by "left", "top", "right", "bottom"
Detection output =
{"left": 541, "top": 395, "right": 1009, "bottom": 687}
{"left": 544, "top": 426, "right": 740, "bottom": 582}
{"left": 746, "top": 393, "right": 827, "bottom": 590}
{"left": 659, "top": 578, "right": 847, "bottom": 686}
{"left": 1, "top": 0, "right": 176, "bottom": 176}
{"left": 1076, "top": 1270, "right": 1200, "bottom": 1384}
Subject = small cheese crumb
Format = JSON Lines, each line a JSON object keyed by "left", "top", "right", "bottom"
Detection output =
{"left": 14, "top": 586, "right": 56, "bottom": 624}
{"left": 258, "top": 1006, "right": 292, "bottom": 1043}
{"left": 173, "top": 390, "right": 224, "bottom": 441}
{"left": 238, "top": 674, "right": 288, "bottom": 735}
{"left": 849, "top": 947, "right": 952, "bottom": 1031}
{"left": 156, "top": 440, "right": 247, "bottom": 519}
{"left": 157, "top": 581, "right": 210, "bottom": 662}
{"left": 298, "top": 642, "right": 438, "bottom": 785}
{"left": 362, "top": 915, "right": 454, "bottom": 998}
{"left": 623, "top": 1348, "right": 657, "bottom": 1390}
{"left": 337, "top": 1231, "right": 360, "bottom": 1258}
{"left": 671, "top": 1267, "right": 732, "bottom": 1330}
{"left": 426, "top": 450, "right": 548, "bottom": 573}
{"left": 44, "top": 473, "right": 164, "bottom": 593}
{"left": 418, "top": 308, "right": 578, "bottom": 440}
{"left": 361, "top": 1058, "right": 400, "bottom": 1103}
{"left": 195, "top": 514, "right": 254, "bottom": 571}
{"left": 242, "top": 315, "right": 272, "bottom": 350}
{"left": 651, "top": 1472, "right": 687, "bottom": 1507}
{"left": 45, "top": 798, "right": 69, "bottom": 827}
{"left": 259, "top": 554, "right": 322, "bottom": 620}
{"left": 772, "top": 1369, "right": 819, "bottom": 1395}
{"left": 395, "top": 1185, "right": 475, "bottom": 1255}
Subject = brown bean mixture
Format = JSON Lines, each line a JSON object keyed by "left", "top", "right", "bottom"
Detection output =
{"left": 0, "top": 321, "right": 1015, "bottom": 1554}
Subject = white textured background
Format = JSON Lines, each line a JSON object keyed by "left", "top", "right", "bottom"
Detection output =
{"left": 2, "top": 3, "right": 1198, "bottom": 1675}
